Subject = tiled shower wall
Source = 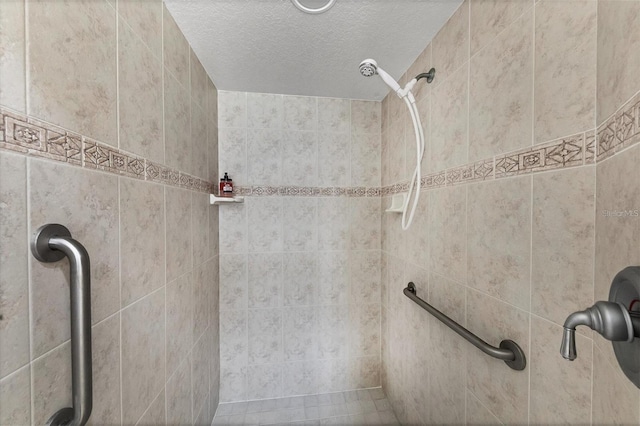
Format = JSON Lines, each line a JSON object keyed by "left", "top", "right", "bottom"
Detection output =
{"left": 0, "top": 1, "right": 220, "bottom": 425}
{"left": 217, "top": 92, "right": 382, "bottom": 402}
{"left": 381, "top": 0, "right": 640, "bottom": 424}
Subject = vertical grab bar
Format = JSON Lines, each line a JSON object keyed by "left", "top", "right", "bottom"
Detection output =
{"left": 32, "top": 224, "right": 93, "bottom": 426}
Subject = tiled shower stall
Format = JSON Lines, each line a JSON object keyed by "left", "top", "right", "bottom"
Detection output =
{"left": 1, "top": 0, "right": 640, "bottom": 425}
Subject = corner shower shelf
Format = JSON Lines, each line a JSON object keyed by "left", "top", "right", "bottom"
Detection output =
{"left": 385, "top": 193, "right": 407, "bottom": 213}
{"left": 210, "top": 194, "right": 244, "bottom": 205}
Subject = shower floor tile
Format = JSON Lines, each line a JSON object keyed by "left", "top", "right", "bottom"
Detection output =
{"left": 212, "top": 388, "right": 399, "bottom": 426}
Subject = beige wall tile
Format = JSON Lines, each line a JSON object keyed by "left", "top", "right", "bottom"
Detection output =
{"left": 318, "top": 198, "right": 349, "bottom": 251}
{"left": 283, "top": 198, "right": 318, "bottom": 252}
{"left": 597, "top": 1, "right": 640, "bottom": 124}
{"left": 218, "top": 91, "right": 247, "bottom": 129}
{"left": 219, "top": 202, "right": 246, "bottom": 254}
{"left": 192, "top": 191, "right": 210, "bottom": 266}
{"left": 137, "top": 390, "right": 165, "bottom": 426}
{"left": 469, "top": 9, "right": 533, "bottom": 161}
{"left": 530, "top": 316, "right": 591, "bottom": 424}
{"left": 192, "top": 333, "right": 211, "bottom": 420}
{"left": 283, "top": 252, "right": 317, "bottom": 307}
{"left": 88, "top": 314, "right": 121, "bottom": 425}
{"left": 466, "top": 290, "right": 529, "bottom": 425}
{"left": 318, "top": 132, "right": 350, "bottom": 186}
{"left": 283, "top": 95, "right": 317, "bottom": 131}
{"left": 28, "top": 0, "right": 117, "bottom": 145}
{"left": 349, "top": 197, "right": 381, "bottom": 250}
{"left": 32, "top": 342, "right": 71, "bottom": 426}
{"left": 191, "top": 50, "right": 208, "bottom": 110}
{"left": 429, "top": 186, "right": 466, "bottom": 283}
{"left": 247, "top": 129, "right": 282, "bottom": 185}
{"left": 193, "top": 259, "right": 214, "bottom": 340}
{"left": 219, "top": 254, "right": 247, "bottom": 310}
{"left": 247, "top": 93, "right": 283, "bottom": 129}
{"left": 467, "top": 176, "right": 531, "bottom": 310}
{"left": 120, "top": 178, "right": 165, "bottom": 307}
{"left": 470, "top": 0, "right": 531, "bottom": 56}
{"left": 430, "top": 64, "right": 468, "bottom": 172}
{"left": 247, "top": 197, "right": 283, "bottom": 252}
{"left": 166, "top": 273, "right": 193, "bottom": 378}
{"left": 351, "top": 133, "right": 381, "bottom": 187}
{"left": 163, "top": 4, "right": 189, "bottom": 87}
{"left": 118, "top": 0, "right": 162, "bottom": 57}
{"left": 0, "top": 153, "right": 28, "bottom": 378}
{"left": 282, "top": 130, "right": 318, "bottom": 186}
{"left": 466, "top": 390, "right": 501, "bottom": 425}
{"left": 121, "top": 289, "right": 165, "bottom": 424}
{"left": 165, "top": 186, "right": 192, "bottom": 283}
{"left": 167, "top": 357, "right": 192, "bottom": 426}
{"left": 534, "top": 0, "right": 596, "bottom": 143}
{"left": 30, "top": 160, "right": 119, "bottom": 357}
{"left": 351, "top": 101, "right": 381, "bottom": 134}
{"left": 164, "top": 71, "right": 192, "bottom": 173}
{"left": 192, "top": 103, "right": 209, "bottom": 178}
{"left": 0, "top": 0, "right": 25, "bottom": 112}
{"left": 118, "top": 20, "right": 163, "bottom": 162}
{"left": 532, "top": 167, "right": 595, "bottom": 326}
{"left": 432, "top": 0, "right": 469, "bottom": 85}
{"left": 218, "top": 128, "right": 247, "bottom": 187}
{"left": 0, "top": 366, "right": 30, "bottom": 425}
{"left": 318, "top": 98, "right": 350, "bottom": 133}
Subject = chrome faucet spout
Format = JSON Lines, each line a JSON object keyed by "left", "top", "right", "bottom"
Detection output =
{"left": 560, "top": 301, "right": 634, "bottom": 361}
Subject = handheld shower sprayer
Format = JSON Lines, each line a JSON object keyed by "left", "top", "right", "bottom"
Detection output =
{"left": 359, "top": 58, "right": 435, "bottom": 230}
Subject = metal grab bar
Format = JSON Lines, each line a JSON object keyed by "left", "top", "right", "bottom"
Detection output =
{"left": 32, "top": 224, "right": 93, "bottom": 426}
{"left": 404, "top": 282, "right": 526, "bottom": 371}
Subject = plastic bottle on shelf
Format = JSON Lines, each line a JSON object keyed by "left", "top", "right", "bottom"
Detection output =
{"left": 219, "top": 172, "right": 233, "bottom": 197}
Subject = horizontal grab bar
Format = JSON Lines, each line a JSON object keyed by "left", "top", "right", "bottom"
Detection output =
{"left": 403, "top": 282, "right": 526, "bottom": 371}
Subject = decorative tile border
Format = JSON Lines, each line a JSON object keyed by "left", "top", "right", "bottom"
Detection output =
{"left": 234, "top": 185, "right": 381, "bottom": 197}
{"left": 597, "top": 90, "right": 640, "bottom": 162}
{"left": 0, "top": 107, "right": 213, "bottom": 193}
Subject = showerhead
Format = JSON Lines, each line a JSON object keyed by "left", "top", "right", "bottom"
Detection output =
{"left": 359, "top": 58, "right": 401, "bottom": 93}
{"left": 359, "top": 59, "right": 378, "bottom": 77}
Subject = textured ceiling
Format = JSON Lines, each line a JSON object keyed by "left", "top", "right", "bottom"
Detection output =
{"left": 164, "top": 0, "right": 462, "bottom": 100}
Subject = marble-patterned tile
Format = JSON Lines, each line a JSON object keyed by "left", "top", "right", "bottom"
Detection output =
{"left": 466, "top": 290, "right": 529, "bottom": 425}
{"left": 193, "top": 260, "right": 213, "bottom": 339}
{"left": 162, "top": 3, "right": 189, "bottom": 87}
{"left": 532, "top": 167, "right": 595, "bottom": 326}
{"left": 470, "top": 0, "right": 531, "bottom": 55}
{"left": 349, "top": 197, "right": 381, "bottom": 250}
{"left": 192, "top": 191, "right": 209, "bottom": 266}
{"left": 165, "top": 186, "right": 192, "bottom": 282}
{"left": 534, "top": 0, "right": 596, "bottom": 143}
{"left": 166, "top": 273, "right": 193, "bottom": 377}
{"left": 466, "top": 390, "right": 501, "bottom": 425}
{"left": 164, "top": 71, "right": 192, "bottom": 173}
{"left": 350, "top": 251, "right": 381, "bottom": 306}
{"left": 219, "top": 202, "right": 247, "bottom": 254}
{"left": 597, "top": 1, "right": 640, "bottom": 124}
{"left": 0, "top": 366, "right": 30, "bottom": 425}
{"left": 467, "top": 176, "right": 531, "bottom": 309}
{"left": 469, "top": 8, "right": 533, "bottom": 161}
{"left": 166, "top": 357, "right": 192, "bottom": 426}
{"left": 381, "top": 95, "right": 390, "bottom": 135}
{"left": 318, "top": 98, "right": 350, "bottom": 133}
{"left": 88, "top": 314, "right": 120, "bottom": 426}
{"left": 218, "top": 128, "right": 247, "bottom": 187}
{"left": 283, "top": 252, "right": 318, "bottom": 307}
{"left": 406, "top": 44, "right": 432, "bottom": 103}
{"left": 220, "top": 254, "right": 248, "bottom": 310}
{"left": 351, "top": 133, "right": 381, "bottom": 187}
{"left": 318, "top": 198, "right": 350, "bottom": 251}
{"left": 219, "top": 310, "right": 248, "bottom": 368}
{"left": 282, "top": 131, "right": 318, "bottom": 186}
{"left": 283, "top": 197, "right": 318, "bottom": 251}
{"left": 430, "top": 64, "right": 468, "bottom": 172}
{"left": 247, "top": 93, "right": 283, "bottom": 129}
{"left": 28, "top": 0, "right": 117, "bottom": 145}
{"left": 530, "top": 316, "right": 591, "bottom": 425}
{"left": 32, "top": 342, "right": 71, "bottom": 426}
{"left": 351, "top": 101, "right": 381, "bottom": 134}
{"left": 247, "top": 197, "right": 283, "bottom": 252}
{"left": 120, "top": 178, "right": 165, "bottom": 307}
{"left": 349, "top": 304, "right": 380, "bottom": 357}
{"left": 118, "top": 20, "right": 163, "bottom": 162}
{"left": 428, "top": 186, "right": 466, "bottom": 283}
{"left": 246, "top": 364, "right": 282, "bottom": 400}
{"left": 220, "top": 365, "right": 247, "bottom": 402}
{"left": 248, "top": 253, "right": 282, "bottom": 309}
{"left": 192, "top": 103, "right": 209, "bottom": 178}
{"left": 0, "top": 0, "right": 25, "bottom": 112}
{"left": 118, "top": 0, "right": 162, "bottom": 57}
{"left": 121, "top": 289, "right": 165, "bottom": 424}
{"left": 192, "top": 333, "right": 211, "bottom": 418}
{"left": 247, "top": 309, "right": 284, "bottom": 365}
{"left": 218, "top": 91, "right": 247, "bottom": 129}
{"left": 247, "top": 129, "right": 282, "bottom": 185}
{"left": 318, "top": 132, "right": 350, "bottom": 186}
{"left": 317, "top": 305, "right": 349, "bottom": 360}
{"left": 29, "top": 160, "right": 119, "bottom": 357}
{"left": 191, "top": 50, "right": 208, "bottom": 110}
{"left": 404, "top": 188, "right": 429, "bottom": 268}
{"left": 317, "top": 359, "right": 349, "bottom": 393}
{"left": 387, "top": 121, "right": 406, "bottom": 183}
{"left": 0, "top": 153, "right": 28, "bottom": 378}
{"left": 282, "top": 361, "right": 319, "bottom": 396}
{"left": 283, "top": 307, "right": 318, "bottom": 361}
{"left": 137, "top": 390, "right": 165, "bottom": 426}
{"left": 432, "top": 0, "right": 469, "bottom": 85}
{"left": 317, "top": 251, "right": 350, "bottom": 306}
{"left": 284, "top": 95, "right": 317, "bottom": 131}
{"left": 595, "top": 144, "right": 640, "bottom": 303}
{"left": 349, "top": 356, "right": 380, "bottom": 389}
